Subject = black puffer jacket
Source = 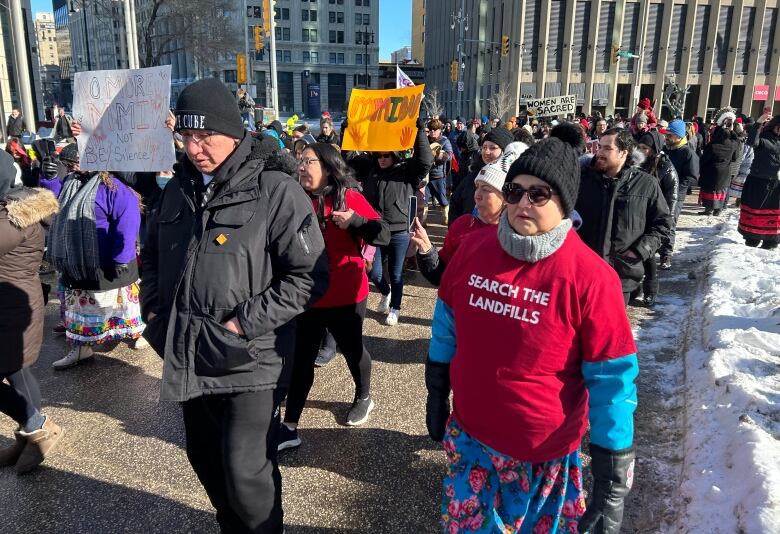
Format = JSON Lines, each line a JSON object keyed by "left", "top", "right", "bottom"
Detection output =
{"left": 575, "top": 165, "right": 673, "bottom": 293}
{"left": 647, "top": 153, "right": 679, "bottom": 214}
{"left": 666, "top": 143, "right": 699, "bottom": 199}
{"left": 700, "top": 127, "right": 740, "bottom": 192}
{"left": 348, "top": 125, "right": 433, "bottom": 232}
{"left": 140, "top": 132, "right": 328, "bottom": 402}
{"left": 448, "top": 153, "right": 486, "bottom": 226}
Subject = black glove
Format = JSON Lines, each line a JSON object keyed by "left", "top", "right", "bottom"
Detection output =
{"left": 416, "top": 116, "right": 426, "bottom": 130}
{"left": 425, "top": 359, "right": 451, "bottom": 442}
{"left": 114, "top": 263, "right": 130, "bottom": 278}
{"left": 340, "top": 117, "right": 349, "bottom": 132}
{"left": 578, "top": 444, "right": 635, "bottom": 534}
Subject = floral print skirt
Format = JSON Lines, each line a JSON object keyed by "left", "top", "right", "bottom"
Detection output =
{"left": 440, "top": 416, "right": 585, "bottom": 534}
{"left": 64, "top": 281, "right": 145, "bottom": 346}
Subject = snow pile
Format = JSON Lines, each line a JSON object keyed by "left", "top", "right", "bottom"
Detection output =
{"left": 679, "top": 213, "right": 780, "bottom": 532}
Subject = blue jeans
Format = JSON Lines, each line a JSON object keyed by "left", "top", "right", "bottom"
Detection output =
{"left": 426, "top": 177, "right": 450, "bottom": 206}
{"left": 369, "top": 230, "right": 410, "bottom": 310}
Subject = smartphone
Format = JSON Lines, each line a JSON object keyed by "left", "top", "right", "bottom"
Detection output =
{"left": 407, "top": 195, "right": 418, "bottom": 233}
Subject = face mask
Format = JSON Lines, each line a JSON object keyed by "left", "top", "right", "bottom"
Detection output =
{"left": 156, "top": 174, "right": 173, "bottom": 189}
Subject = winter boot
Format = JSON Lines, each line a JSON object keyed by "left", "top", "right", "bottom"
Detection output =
{"left": 712, "top": 209, "right": 723, "bottom": 216}
{"left": 643, "top": 293, "right": 657, "bottom": 307}
{"left": 700, "top": 210, "right": 713, "bottom": 216}
{"left": 659, "top": 256, "right": 672, "bottom": 270}
{"left": 52, "top": 345, "right": 94, "bottom": 370}
{"left": 745, "top": 239, "right": 761, "bottom": 248}
{"left": 761, "top": 241, "right": 778, "bottom": 250}
{"left": 442, "top": 205, "right": 449, "bottom": 226}
{"left": 734, "top": 198, "right": 741, "bottom": 207}
{"left": 0, "top": 432, "right": 26, "bottom": 467}
{"left": 15, "top": 416, "right": 64, "bottom": 474}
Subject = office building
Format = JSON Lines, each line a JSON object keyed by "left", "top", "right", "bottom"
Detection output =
{"left": 412, "top": 0, "right": 425, "bottom": 65}
{"left": 424, "top": 0, "right": 780, "bottom": 120}
{"left": 0, "top": 0, "right": 44, "bottom": 121}
{"left": 35, "top": 12, "right": 61, "bottom": 109}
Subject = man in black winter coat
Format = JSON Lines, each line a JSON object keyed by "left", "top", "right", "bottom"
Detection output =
{"left": 664, "top": 119, "right": 699, "bottom": 262}
{"left": 140, "top": 78, "right": 328, "bottom": 533}
{"left": 576, "top": 128, "right": 673, "bottom": 305}
{"left": 700, "top": 110, "right": 740, "bottom": 215}
{"left": 6, "top": 109, "right": 24, "bottom": 138}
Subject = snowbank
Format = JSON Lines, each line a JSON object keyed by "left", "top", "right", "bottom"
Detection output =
{"left": 679, "top": 213, "right": 780, "bottom": 532}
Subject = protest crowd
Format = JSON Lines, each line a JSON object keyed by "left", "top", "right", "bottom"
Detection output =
{"left": 2, "top": 73, "right": 780, "bottom": 534}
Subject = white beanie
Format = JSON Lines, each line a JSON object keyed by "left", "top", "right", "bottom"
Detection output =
{"left": 474, "top": 141, "right": 528, "bottom": 192}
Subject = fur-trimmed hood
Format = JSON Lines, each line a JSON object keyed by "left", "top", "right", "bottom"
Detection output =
{"left": 2, "top": 187, "right": 59, "bottom": 229}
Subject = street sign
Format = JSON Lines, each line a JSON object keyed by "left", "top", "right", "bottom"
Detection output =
{"left": 458, "top": 81, "right": 464, "bottom": 92}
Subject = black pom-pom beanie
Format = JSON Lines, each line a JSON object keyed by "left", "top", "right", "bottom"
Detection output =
{"left": 505, "top": 123, "right": 582, "bottom": 215}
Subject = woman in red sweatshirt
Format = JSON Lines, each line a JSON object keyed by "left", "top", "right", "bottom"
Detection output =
{"left": 426, "top": 124, "right": 639, "bottom": 533}
{"left": 278, "top": 143, "right": 390, "bottom": 451}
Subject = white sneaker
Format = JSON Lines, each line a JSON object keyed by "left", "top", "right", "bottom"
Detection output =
{"left": 385, "top": 308, "right": 400, "bottom": 326}
{"left": 132, "top": 337, "right": 149, "bottom": 350}
{"left": 376, "top": 293, "right": 391, "bottom": 314}
{"left": 52, "top": 346, "right": 94, "bottom": 370}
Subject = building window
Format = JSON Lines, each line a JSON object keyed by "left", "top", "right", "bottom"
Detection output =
{"left": 303, "top": 28, "right": 317, "bottom": 42}
{"left": 276, "top": 50, "right": 292, "bottom": 63}
{"left": 363, "top": 14, "right": 369, "bottom": 24}
{"left": 303, "top": 51, "right": 319, "bottom": 63}
{"left": 329, "top": 0, "right": 343, "bottom": 3}
{"left": 356, "top": 53, "right": 362, "bottom": 65}
{"left": 355, "top": 32, "right": 362, "bottom": 44}
{"left": 330, "top": 52, "right": 337, "bottom": 64}
{"left": 224, "top": 70, "right": 237, "bottom": 83}
{"left": 328, "top": 11, "right": 343, "bottom": 23}
{"left": 274, "top": 7, "right": 289, "bottom": 20}
{"left": 302, "top": 9, "right": 308, "bottom": 20}
{"left": 338, "top": 52, "right": 344, "bottom": 64}
{"left": 355, "top": 13, "right": 362, "bottom": 25}
{"left": 329, "top": 30, "right": 344, "bottom": 43}
{"left": 275, "top": 27, "right": 291, "bottom": 40}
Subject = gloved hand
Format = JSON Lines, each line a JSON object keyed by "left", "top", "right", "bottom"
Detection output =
{"left": 114, "top": 263, "right": 130, "bottom": 278}
{"left": 425, "top": 359, "right": 451, "bottom": 442}
{"left": 340, "top": 117, "right": 348, "bottom": 131}
{"left": 416, "top": 116, "right": 426, "bottom": 130}
{"left": 578, "top": 444, "right": 635, "bottom": 534}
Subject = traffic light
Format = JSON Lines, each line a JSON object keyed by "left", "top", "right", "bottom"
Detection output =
{"left": 254, "top": 26, "right": 264, "bottom": 51}
{"left": 237, "top": 53, "right": 247, "bottom": 84}
{"left": 501, "top": 35, "right": 510, "bottom": 57}
{"left": 612, "top": 45, "right": 621, "bottom": 64}
{"left": 450, "top": 60, "right": 458, "bottom": 82}
{"left": 262, "top": 0, "right": 273, "bottom": 34}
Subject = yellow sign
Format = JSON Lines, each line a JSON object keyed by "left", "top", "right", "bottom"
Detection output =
{"left": 341, "top": 84, "right": 425, "bottom": 152}
{"left": 237, "top": 53, "right": 247, "bottom": 84}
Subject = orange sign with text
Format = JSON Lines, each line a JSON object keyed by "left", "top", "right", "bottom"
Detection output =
{"left": 341, "top": 84, "right": 425, "bottom": 152}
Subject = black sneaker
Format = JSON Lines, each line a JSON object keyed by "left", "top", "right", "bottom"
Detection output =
{"left": 314, "top": 348, "right": 337, "bottom": 368}
{"left": 346, "top": 395, "right": 374, "bottom": 426}
{"left": 277, "top": 424, "right": 301, "bottom": 451}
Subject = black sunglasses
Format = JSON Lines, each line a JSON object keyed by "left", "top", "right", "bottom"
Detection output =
{"left": 502, "top": 183, "right": 556, "bottom": 206}
{"left": 377, "top": 152, "right": 393, "bottom": 158}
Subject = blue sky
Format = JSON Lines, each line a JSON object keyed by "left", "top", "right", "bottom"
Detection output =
{"left": 33, "top": 0, "right": 412, "bottom": 59}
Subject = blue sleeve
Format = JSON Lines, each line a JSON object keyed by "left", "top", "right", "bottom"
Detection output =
{"left": 582, "top": 353, "right": 639, "bottom": 450}
{"left": 429, "top": 298, "right": 456, "bottom": 363}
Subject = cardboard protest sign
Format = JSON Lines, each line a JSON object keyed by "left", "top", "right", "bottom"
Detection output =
{"left": 341, "top": 84, "right": 425, "bottom": 152}
{"left": 525, "top": 94, "right": 576, "bottom": 118}
{"left": 73, "top": 65, "right": 175, "bottom": 172}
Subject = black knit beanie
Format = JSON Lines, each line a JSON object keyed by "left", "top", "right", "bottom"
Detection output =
{"left": 59, "top": 142, "right": 79, "bottom": 164}
{"left": 483, "top": 127, "right": 514, "bottom": 150}
{"left": 174, "top": 78, "right": 245, "bottom": 139}
{"left": 505, "top": 122, "right": 583, "bottom": 215}
{"left": 638, "top": 130, "right": 663, "bottom": 156}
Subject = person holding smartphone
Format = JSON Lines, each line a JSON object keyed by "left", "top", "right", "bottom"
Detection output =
{"left": 346, "top": 117, "right": 434, "bottom": 326}
{"left": 278, "top": 143, "right": 390, "bottom": 450}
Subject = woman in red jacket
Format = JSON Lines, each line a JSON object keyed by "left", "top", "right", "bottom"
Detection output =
{"left": 426, "top": 124, "right": 639, "bottom": 533}
{"left": 278, "top": 143, "right": 390, "bottom": 451}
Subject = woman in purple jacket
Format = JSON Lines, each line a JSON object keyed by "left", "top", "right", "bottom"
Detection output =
{"left": 48, "top": 166, "right": 145, "bottom": 369}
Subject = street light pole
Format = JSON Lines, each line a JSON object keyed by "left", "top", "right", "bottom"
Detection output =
{"left": 362, "top": 25, "right": 374, "bottom": 88}
{"left": 451, "top": 0, "right": 468, "bottom": 119}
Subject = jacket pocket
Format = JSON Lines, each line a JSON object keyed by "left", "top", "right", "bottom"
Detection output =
{"left": 142, "top": 313, "right": 168, "bottom": 358}
{"left": 195, "top": 317, "right": 256, "bottom": 377}
{"left": 611, "top": 254, "right": 645, "bottom": 283}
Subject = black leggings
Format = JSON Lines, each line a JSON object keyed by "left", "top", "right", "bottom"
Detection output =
{"left": 284, "top": 300, "right": 371, "bottom": 424}
{"left": 642, "top": 257, "right": 659, "bottom": 296}
{"left": 0, "top": 368, "right": 42, "bottom": 427}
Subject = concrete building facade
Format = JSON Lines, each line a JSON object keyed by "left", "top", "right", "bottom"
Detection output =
{"left": 35, "top": 12, "right": 61, "bottom": 109}
{"left": 424, "top": 0, "right": 780, "bottom": 121}
{"left": 0, "top": 0, "right": 44, "bottom": 122}
{"left": 412, "top": 0, "right": 425, "bottom": 64}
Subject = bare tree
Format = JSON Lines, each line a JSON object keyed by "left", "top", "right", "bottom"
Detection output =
{"left": 137, "top": 0, "right": 242, "bottom": 72}
{"left": 488, "top": 85, "right": 514, "bottom": 122}
{"left": 423, "top": 87, "right": 445, "bottom": 119}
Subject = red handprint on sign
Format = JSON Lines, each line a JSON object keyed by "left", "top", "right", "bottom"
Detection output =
{"left": 399, "top": 126, "right": 414, "bottom": 147}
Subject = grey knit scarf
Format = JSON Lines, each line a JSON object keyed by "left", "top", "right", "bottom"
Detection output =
{"left": 49, "top": 173, "right": 101, "bottom": 282}
{"left": 497, "top": 211, "right": 572, "bottom": 263}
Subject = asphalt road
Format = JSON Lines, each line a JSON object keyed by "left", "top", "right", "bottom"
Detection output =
{"left": 0, "top": 203, "right": 707, "bottom": 533}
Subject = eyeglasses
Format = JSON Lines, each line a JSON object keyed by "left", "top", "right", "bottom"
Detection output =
{"left": 377, "top": 153, "right": 393, "bottom": 159}
{"left": 502, "top": 183, "right": 556, "bottom": 206}
{"left": 298, "top": 157, "right": 320, "bottom": 167}
{"left": 181, "top": 130, "right": 218, "bottom": 145}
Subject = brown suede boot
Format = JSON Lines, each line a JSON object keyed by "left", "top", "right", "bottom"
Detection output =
{"left": 0, "top": 432, "right": 26, "bottom": 467}
{"left": 15, "top": 416, "right": 64, "bottom": 475}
